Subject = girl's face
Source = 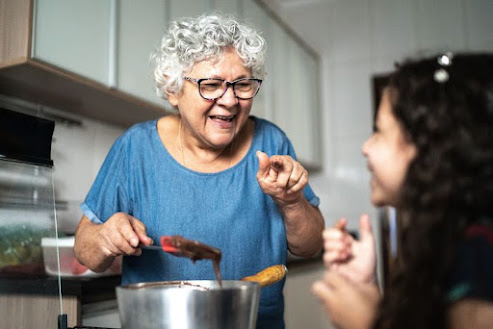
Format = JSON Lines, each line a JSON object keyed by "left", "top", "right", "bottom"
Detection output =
{"left": 362, "top": 88, "right": 417, "bottom": 207}
{"left": 167, "top": 47, "right": 254, "bottom": 150}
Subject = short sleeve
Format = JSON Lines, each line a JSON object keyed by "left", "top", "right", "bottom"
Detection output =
{"left": 447, "top": 223, "right": 493, "bottom": 302}
{"left": 81, "top": 134, "right": 131, "bottom": 224}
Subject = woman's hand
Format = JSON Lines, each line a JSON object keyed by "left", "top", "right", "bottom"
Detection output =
{"left": 256, "top": 151, "right": 308, "bottom": 206}
{"left": 323, "top": 214, "right": 377, "bottom": 284}
{"left": 97, "top": 212, "right": 153, "bottom": 257}
{"left": 312, "top": 271, "right": 380, "bottom": 329}
{"left": 74, "top": 213, "right": 153, "bottom": 272}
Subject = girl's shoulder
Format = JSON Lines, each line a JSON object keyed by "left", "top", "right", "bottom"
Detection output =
{"left": 447, "top": 217, "right": 493, "bottom": 303}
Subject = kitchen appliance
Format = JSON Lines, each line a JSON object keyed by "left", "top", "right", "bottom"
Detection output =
{"left": 116, "top": 265, "right": 287, "bottom": 329}
{"left": 0, "top": 107, "right": 56, "bottom": 275}
{"left": 0, "top": 107, "right": 70, "bottom": 328}
{"left": 117, "top": 280, "right": 260, "bottom": 329}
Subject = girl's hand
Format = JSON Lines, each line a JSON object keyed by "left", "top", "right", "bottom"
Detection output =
{"left": 323, "top": 214, "right": 377, "bottom": 284}
{"left": 312, "top": 271, "right": 380, "bottom": 329}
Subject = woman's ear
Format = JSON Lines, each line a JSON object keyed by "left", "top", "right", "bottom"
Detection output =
{"left": 167, "top": 92, "right": 179, "bottom": 107}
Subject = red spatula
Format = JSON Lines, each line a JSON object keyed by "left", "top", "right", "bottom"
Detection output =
{"left": 141, "top": 235, "right": 221, "bottom": 263}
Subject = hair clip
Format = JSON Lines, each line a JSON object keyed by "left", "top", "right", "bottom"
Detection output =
{"left": 434, "top": 52, "right": 453, "bottom": 83}
{"left": 434, "top": 68, "right": 449, "bottom": 83}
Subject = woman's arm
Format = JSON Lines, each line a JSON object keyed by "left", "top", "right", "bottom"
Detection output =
{"left": 74, "top": 213, "right": 153, "bottom": 272}
{"left": 277, "top": 196, "right": 324, "bottom": 257}
{"left": 256, "top": 151, "right": 324, "bottom": 257}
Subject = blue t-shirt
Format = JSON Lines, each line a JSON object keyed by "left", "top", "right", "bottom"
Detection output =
{"left": 81, "top": 116, "right": 320, "bottom": 329}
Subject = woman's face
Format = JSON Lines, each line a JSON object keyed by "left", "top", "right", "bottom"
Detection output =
{"left": 168, "top": 47, "right": 255, "bottom": 150}
{"left": 362, "top": 88, "right": 417, "bottom": 207}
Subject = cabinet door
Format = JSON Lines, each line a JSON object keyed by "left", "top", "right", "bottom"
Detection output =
{"left": 117, "top": 0, "right": 167, "bottom": 107}
{"left": 33, "top": 0, "right": 111, "bottom": 85}
{"left": 211, "top": 0, "right": 240, "bottom": 15}
{"left": 243, "top": 0, "right": 271, "bottom": 120}
{"left": 267, "top": 16, "right": 321, "bottom": 167}
{"left": 290, "top": 42, "right": 321, "bottom": 165}
{"left": 168, "top": 0, "right": 212, "bottom": 19}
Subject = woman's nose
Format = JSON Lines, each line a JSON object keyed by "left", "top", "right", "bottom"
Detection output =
{"left": 217, "top": 85, "right": 238, "bottom": 106}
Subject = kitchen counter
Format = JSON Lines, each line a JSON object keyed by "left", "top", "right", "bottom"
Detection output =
{"left": 0, "top": 274, "right": 121, "bottom": 302}
{"left": 287, "top": 251, "right": 323, "bottom": 270}
{"left": 0, "top": 274, "right": 121, "bottom": 328}
{"left": 0, "top": 254, "right": 321, "bottom": 329}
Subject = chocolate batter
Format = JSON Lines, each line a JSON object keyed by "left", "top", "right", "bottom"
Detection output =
{"left": 162, "top": 235, "right": 223, "bottom": 286}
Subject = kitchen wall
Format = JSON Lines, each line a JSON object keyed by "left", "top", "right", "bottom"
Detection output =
{"left": 47, "top": 0, "right": 493, "bottom": 328}
{"left": 261, "top": 0, "right": 493, "bottom": 229}
{"left": 259, "top": 0, "right": 493, "bottom": 227}
{"left": 51, "top": 111, "right": 124, "bottom": 233}
{"left": 259, "top": 0, "right": 493, "bottom": 328}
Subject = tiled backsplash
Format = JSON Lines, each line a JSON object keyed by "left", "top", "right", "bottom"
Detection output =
{"left": 51, "top": 114, "right": 124, "bottom": 233}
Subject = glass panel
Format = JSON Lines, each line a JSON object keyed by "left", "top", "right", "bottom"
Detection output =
{"left": 0, "top": 158, "right": 61, "bottom": 328}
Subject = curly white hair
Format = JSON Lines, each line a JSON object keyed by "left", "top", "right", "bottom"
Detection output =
{"left": 150, "top": 12, "right": 266, "bottom": 100}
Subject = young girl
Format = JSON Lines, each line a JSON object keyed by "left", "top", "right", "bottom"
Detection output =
{"left": 312, "top": 53, "right": 493, "bottom": 329}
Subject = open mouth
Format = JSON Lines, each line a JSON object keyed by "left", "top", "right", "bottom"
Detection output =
{"left": 209, "top": 115, "right": 235, "bottom": 122}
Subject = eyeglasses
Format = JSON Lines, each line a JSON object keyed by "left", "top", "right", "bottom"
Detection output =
{"left": 183, "top": 77, "right": 262, "bottom": 100}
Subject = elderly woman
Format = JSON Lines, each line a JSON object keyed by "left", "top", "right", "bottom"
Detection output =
{"left": 74, "top": 13, "right": 324, "bottom": 329}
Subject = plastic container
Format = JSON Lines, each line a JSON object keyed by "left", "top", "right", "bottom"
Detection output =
{"left": 41, "top": 236, "right": 121, "bottom": 277}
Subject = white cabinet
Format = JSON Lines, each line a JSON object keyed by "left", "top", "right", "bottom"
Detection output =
{"left": 117, "top": 0, "right": 168, "bottom": 107}
{"left": 33, "top": 0, "right": 111, "bottom": 85}
{"left": 212, "top": 0, "right": 241, "bottom": 15}
{"left": 4, "top": 0, "right": 321, "bottom": 165}
{"left": 0, "top": 0, "right": 166, "bottom": 128}
{"left": 30, "top": 0, "right": 172, "bottom": 112}
{"left": 241, "top": 0, "right": 322, "bottom": 168}
{"left": 34, "top": 0, "right": 170, "bottom": 107}
{"left": 243, "top": 0, "right": 271, "bottom": 120}
{"left": 168, "top": 0, "right": 213, "bottom": 19}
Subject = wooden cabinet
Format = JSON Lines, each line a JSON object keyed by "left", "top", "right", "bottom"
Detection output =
{"left": 0, "top": 293, "right": 79, "bottom": 329}
{"left": 0, "top": 275, "right": 120, "bottom": 329}
{"left": 0, "top": 0, "right": 168, "bottom": 127}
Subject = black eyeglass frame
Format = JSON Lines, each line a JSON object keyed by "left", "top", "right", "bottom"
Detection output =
{"left": 183, "top": 77, "right": 263, "bottom": 100}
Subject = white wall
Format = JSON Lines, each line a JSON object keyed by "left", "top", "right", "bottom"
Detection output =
{"left": 264, "top": 0, "right": 493, "bottom": 229}
{"left": 51, "top": 114, "right": 124, "bottom": 233}
{"left": 259, "top": 0, "right": 493, "bottom": 328}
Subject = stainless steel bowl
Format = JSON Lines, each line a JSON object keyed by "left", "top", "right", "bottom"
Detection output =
{"left": 116, "top": 280, "right": 261, "bottom": 329}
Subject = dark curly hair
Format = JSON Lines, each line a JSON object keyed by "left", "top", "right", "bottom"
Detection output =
{"left": 373, "top": 53, "right": 493, "bottom": 329}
